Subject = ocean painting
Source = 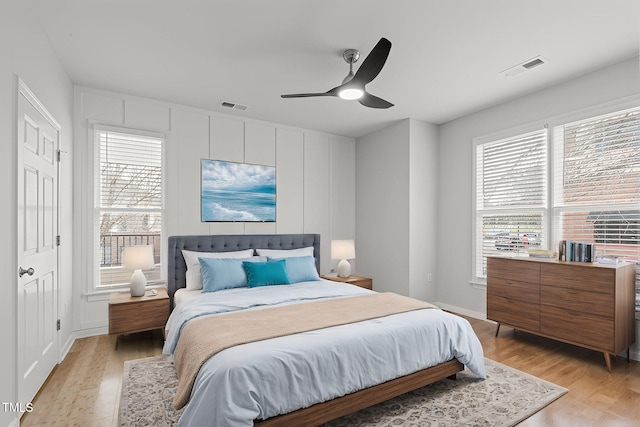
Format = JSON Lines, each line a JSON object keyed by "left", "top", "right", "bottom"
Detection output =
{"left": 201, "top": 159, "right": 276, "bottom": 222}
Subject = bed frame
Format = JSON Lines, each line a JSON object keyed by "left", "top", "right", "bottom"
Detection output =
{"left": 166, "top": 234, "right": 463, "bottom": 426}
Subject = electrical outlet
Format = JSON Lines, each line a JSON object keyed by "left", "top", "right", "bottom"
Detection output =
{"left": 427, "top": 273, "right": 432, "bottom": 282}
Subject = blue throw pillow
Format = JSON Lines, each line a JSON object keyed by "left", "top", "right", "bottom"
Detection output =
{"left": 243, "top": 259, "right": 292, "bottom": 288}
{"left": 199, "top": 257, "right": 266, "bottom": 292}
{"left": 269, "top": 256, "right": 320, "bottom": 283}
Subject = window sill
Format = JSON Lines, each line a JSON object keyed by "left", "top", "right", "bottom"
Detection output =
{"left": 469, "top": 279, "right": 487, "bottom": 290}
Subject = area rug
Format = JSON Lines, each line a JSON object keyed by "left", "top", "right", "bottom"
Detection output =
{"left": 119, "top": 356, "right": 567, "bottom": 427}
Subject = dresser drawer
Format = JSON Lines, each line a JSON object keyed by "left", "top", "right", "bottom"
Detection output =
{"left": 541, "top": 305, "right": 614, "bottom": 352}
{"left": 488, "top": 257, "right": 540, "bottom": 283}
{"left": 541, "top": 285, "right": 613, "bottom": 319}
{"left": 487, "top": 277, "right": 539, "bottom": 303}
{"left": 487, "top": 295, "right": 540, "bottom": 332}
{"left": 541, "top": 263, "right": 614, "bottom": 294}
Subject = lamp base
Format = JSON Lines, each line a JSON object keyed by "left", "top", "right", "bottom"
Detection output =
{"left": 336, "top": 259, "right": 352, "bottom": 278}
{"left": 129, "top": 269, "right": 147, "bottom": 297}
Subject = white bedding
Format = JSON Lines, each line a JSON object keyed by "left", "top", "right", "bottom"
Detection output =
{"left": 173, "top": 288, "right": 203, "bottom": 307}
{"left": 163, "top": 280, "right": 486, "bottom": 427}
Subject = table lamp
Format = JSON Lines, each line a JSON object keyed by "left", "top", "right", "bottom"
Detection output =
{"left": 331, "top": 240, "right": 356, "bottom": 278}
{"left": 123, "top": 245, "right": 155, "bottom": 296}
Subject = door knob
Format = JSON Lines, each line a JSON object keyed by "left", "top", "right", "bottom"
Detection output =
{"left": 18, "top": 267, "right": 34, "bottom": 278}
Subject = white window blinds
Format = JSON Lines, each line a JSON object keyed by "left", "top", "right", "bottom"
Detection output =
{"left": 553, "top": 107, "right": 640, "bottom": 266}
{"left": 96, "top": 129, "right": 163, "bottom": 287}
{"left": 475, "top": 129, "right": 547, "bottom": 279}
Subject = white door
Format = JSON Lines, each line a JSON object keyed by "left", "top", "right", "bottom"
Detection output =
{"left": 16, "top": 80, "right": 60, "bottom": 405}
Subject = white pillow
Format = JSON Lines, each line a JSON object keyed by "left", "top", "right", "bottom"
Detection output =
{"left": 255, "top": 246, "right": 314, "bottom": 258}
{"left": 182, "top": 249, "right": 254, "bottom": 290}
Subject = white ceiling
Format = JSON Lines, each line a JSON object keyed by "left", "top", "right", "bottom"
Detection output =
{"left": 26, "top": 0, "right": 640, "bottom": 138}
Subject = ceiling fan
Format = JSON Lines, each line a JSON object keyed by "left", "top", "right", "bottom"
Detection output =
{"left": 281, "top": 37, "right": 394, "bottom": 109}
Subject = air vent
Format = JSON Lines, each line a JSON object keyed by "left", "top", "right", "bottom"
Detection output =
{"left": 220, "top": 101, "right": 248, "bottom": 111}
{"left": 501, "top": 56, "right": 548, "bottom": 77}
{"left": 523, "top": 58, "right": 545, "bottom": 69}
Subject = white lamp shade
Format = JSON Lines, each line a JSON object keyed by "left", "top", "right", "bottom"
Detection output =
{"left": 123, "top": 245, "right": 155, "bottom": 270}
{"left": 331, "top": 240, "right": 356, "bottom": 260}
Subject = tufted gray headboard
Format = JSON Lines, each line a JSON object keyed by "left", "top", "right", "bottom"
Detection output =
{"left": 166, "top": 234, "right": 320, "bottom": 309}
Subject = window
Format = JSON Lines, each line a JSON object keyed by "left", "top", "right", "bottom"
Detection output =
{"left": 95, "top": 128, "right": 163, "bottom": 287}
{"left": 474, "top": 104, "right": 640, "bottom": 308}
{"left": 474, "top": 129, "right": 547, "bottom": 279}
{"left": 553, "top": 108, "right": 640, "bottom": 253}
{"left": 553, "top": 107, "right": 640, "bottom": 306}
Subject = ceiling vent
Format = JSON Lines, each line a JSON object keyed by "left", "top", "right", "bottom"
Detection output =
{"left": 220, "top": 101, "right": 248, "bottom": 111}
{"left": 501, "top": 55, "right": 548, "bottom": 77}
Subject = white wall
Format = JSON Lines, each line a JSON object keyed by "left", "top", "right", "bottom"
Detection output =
{"left": 0, "top": 2, "right": 74, "bottom": 426}
{"left": 73, "top": 86, "right": 356, "bottom": 335}
{"left": 356, "top": 120, "right": 410, "bottom": 294}
{"left": 356, "top": 118, "right": 439, "bottom": 300}
{"left": 409, "top": 119, "right": 439, "bottom": 302}
{"left": 436, "top": 57, "right": 640, "bottom": 320}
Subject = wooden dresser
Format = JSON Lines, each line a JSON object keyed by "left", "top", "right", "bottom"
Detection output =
{"left": 487, "top": 256, "right": 636, "bottom": 371}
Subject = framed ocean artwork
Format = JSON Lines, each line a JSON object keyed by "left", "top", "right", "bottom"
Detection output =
{"left": 201, "top": 159, "right": 276, "bottom": 222}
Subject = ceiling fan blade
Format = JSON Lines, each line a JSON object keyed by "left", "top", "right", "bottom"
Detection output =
{"left": 351, "top": 38, "right": 392, "bottom": 86}
{"left": 358, "top": 92, "right": 394, "bottom": 109}
{"left": 281, "top": 92, "right": 331, "bottom": 98}
{"left": 281, "top": 86, "right": 340, "bottom": 99}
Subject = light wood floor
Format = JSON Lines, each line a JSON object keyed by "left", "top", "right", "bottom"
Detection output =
{"left": 21, "top": 331, "right": 164, "bottom": 427}
{"left": 20, "top": 317, "right": 640, "bottom": 426}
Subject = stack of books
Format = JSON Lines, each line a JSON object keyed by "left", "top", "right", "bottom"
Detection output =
{"left": 558, "top": 240, "right": 595, "bottom": 262}
{"left": 595, "top": 255, "right": 624, "bottom": 265}
{"left": 527, "top": 249, "right": 557, "bottom": 258}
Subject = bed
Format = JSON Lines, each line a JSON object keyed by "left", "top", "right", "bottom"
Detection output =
{"left": 163, "top": 234, "right": 486, "bottom": 426}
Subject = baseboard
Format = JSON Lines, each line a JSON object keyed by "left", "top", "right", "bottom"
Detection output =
{"left": 73, "top": 326, "right": 108, "bottom": 339}
{"left": 59, "top": 334, "right": 75, "bottom": 363}
{"left": 434, "top": 302, "right": 488, "bottom": 321}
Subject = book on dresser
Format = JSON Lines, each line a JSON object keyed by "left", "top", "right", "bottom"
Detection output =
{"left": 486, "top": 256, "right": 635, "bottom": 371}
{"left": 560, "top": 240, "right": 595, "bottom": 262}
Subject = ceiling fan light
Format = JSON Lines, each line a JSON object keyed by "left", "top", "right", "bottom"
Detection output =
{"left": 338, "top": 88, "right": 364, "bottom": 100}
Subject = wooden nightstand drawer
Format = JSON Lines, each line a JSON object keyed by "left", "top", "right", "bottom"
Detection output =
{"left": 109, "top": 289, "right": 169, "bottom": 335}
{"left": 321, "top": 275, "right": 372, "bottom": 290}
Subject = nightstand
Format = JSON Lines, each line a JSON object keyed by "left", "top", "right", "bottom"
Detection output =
{"left": 321, "top": 275, "right": 373, "bottom": 290}
{"left": 109, "top": 288, "right": 170, "bottom": 339}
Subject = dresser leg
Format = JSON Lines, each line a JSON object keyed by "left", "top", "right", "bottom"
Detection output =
{"left": 603, "top": 352, "right": 612, "bottom": 372}
{"left": 495, "top": 323, "right": 501, "bottom": 337}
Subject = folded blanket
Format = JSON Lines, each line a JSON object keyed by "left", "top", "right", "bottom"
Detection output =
{"left": 173, "top": 292, "right": 437, "bottom": 409}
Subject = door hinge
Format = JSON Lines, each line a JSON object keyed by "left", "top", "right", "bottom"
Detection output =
{"left": 57, "top": 149, "right": 61, "bottom": 162}
{"left": 56, "top": 319, "right": 61, "bottom": 331}
{"left": 56, "top": 235, "right": 61, "bottom": 246}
